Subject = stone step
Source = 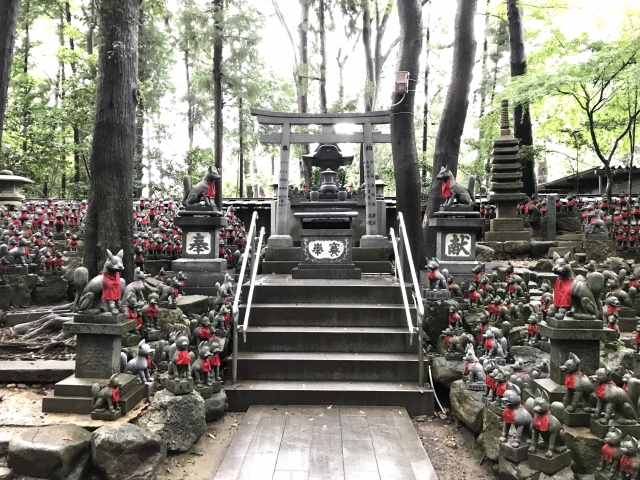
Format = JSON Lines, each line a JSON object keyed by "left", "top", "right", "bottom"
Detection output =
{"left": 234, "top": 351, "right": 419, "bottom": 382}
{"left": 225, "top": 380, "right": 434, "bottom": 416}
{"left": 0, "top": 360, "right": 74, "bottom": 383}
{"left": 556, "top": 234, "right": 583, "bottom": 241}
{"left": 241, "top": 277, "right": 411, "bottom": 305}
{"left": 42, "top": 382, "right": 146, "bottom": 415}
{"left": 239, "top": 303, "right": 416, "bottom": 327}
{"left": 262, "top": 260, "right": 391, "bottom": 275}
{"left": 354, "top": 261, "right": 392, "bottom": 274}
{"left": 242, "top": 326, "right": 415, "bottom": 353}
{"left": 491, "top": 163, "right": 522, "bottom": 171}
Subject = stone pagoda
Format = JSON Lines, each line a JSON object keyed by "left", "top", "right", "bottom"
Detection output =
{"left": 484, "top": 99, "right": 531, "bottom": 242}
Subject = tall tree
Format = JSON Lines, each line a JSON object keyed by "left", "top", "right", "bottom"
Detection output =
{"left": 424, "top": 0, "right": 478, "bottom": 256}
{"left": 506, "top": 0, "right": 535, "bottom": 195}
{"left": 391, "top": 0, "right": 423, "bottom": 274}
{"left": 84, "top": 0, "right": 139, "bottom": 280}
{"left": 0, "top": 0, "right": 21, "bottom": 148}
{"left": 213, "top": 0, "right": 223, "bottom": 208}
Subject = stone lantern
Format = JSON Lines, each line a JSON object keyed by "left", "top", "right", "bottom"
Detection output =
{"left": 375, "top": 174, "right": 387, "bottom": 198}
{"left": 0, "top": 170, "right": 34, "bottom": 207}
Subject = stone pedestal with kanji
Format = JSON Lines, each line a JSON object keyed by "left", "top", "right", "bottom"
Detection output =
{"left": 42, "top": 313, "right": 147, "bottom": 415}
{"left": 173, "top": 207, "right": 228, "bottom": 296}
{"left": 427, "top": 209, "right": 485, "bottom": 285}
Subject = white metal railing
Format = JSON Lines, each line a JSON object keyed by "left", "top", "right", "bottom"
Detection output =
{"left": 390, "top": 212, "right": 425, "bottom": 387}
{"left": 231, "top": 211, "right": 263, "bottom": 385}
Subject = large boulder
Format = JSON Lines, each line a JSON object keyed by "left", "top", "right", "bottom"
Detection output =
{"left": 503, "top": 241, "right": 531, "bottom": 255}
{"left": 430, "top": 356, "right": 464, "bottom": 389}
{"left": 533, "top": 259, "right": 553, "bottom": 272}
{"left": 530, "top": 241, "right": 556, "bottom": 258}
{"left": 0, "top": 285, "right": 11, "bottom": 310}
{"left": 562, "top": 425, "right": 601, "bottom": 474}
{"left": 205, "top": 391, "right": 228, "bottom": 422}
{"left": 32, "top": 275, "right": 69, "bottom": 305}
{"left": 477, "top": 407, "right": 502, "bottom": 462}
{"left": 450, "top": 380, "right": 484, "bottom": 434}
{"left": 476, "top": 244, "right": 495, "bottom": 263}
{"left": 137, "top": 389, "right": 206, "bottom": 452}
{"left": 157, "top": 307, "right": 190, "bottom": 337}
{"left": 4, "top": 274, "right": 38, "bottom": 307}
{"left": 8, "top": 424, "right": 91, "bottom": 479}
{"left": 510, "top": 346, "right": 548, "bottom": 375}
{"left": 91, "top": 423, "right": 166, "bottom": 480}
{"left": 177, "top": 295, "right": 210, "bottom": 317}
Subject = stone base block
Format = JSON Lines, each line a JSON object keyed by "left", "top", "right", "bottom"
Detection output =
{"left": 532, "top": 378, "right": 565, "bottom": 404}
{"left": 157, "top": 362, "right": 169, "bottom": 372}
{"left": 445, "top": 353, "right": 464, "bottom": 361}
{"left": 526, "top": 450, "right": 571, "bottom": 475}
{"left": 165, "top": 378, "right": 194, "bottom": 395}
{"left": 466, "top": 381, "right": 485, "bottom": 391}
{"left": 564, "top": 409, "right": 592, "bottom": 427}
{"left": 484, "top": 230, "right": 531, "bottom": 242}
{"left": 499, "top": 442, "right": 528, "bottom": 463}
{"left": 158, "top": 302, "right": 177, "bottom": 310}
{"left": 546, "top": 317, "right": 604, "bottom": 330}
{"left": 91, "top": 409, "right": 122, "bottom": 421}
{"left": 171, "top": 258, "right": 227, "bottom": 273}
{"left": 144, "top": 382, "right": 155, "bottom": 397}
{"left": 194, "top": 382, "right": 221, "bottom": 399}
{"left": 618, "top": 317, "right": 640, "bottom": 332}
{"left": 487, "top": 401, "right": 504, "bottom": 416}
{"left": 268, "top": 235, "right": 293, "bottom": 248}
{"left": 359, "top": 235, "right": 388, "bottom": 248}
{"left": 144, "top": 329, "right": 162, "bottom": 342}
{"left": 591, "top": 418, "right": 640, "bottom": 438}
{"left": 490, "top": 218, "right": 525, "bottom": 231}
{"left": 423, "top": 290, "right": 451, "bottom": 301}
{"left": 121, "top": 333, "right": 142, "bottom": 347}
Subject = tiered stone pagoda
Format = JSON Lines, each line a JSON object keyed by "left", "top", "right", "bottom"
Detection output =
{"left": 484, "top": 99, "right": 531, "bottom": 242}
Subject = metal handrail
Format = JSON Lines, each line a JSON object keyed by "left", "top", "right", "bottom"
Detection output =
{"left": 231, "top": 211, "right": 259, "bottom": 385}
{"left": 391, "top": 212, "right": 425, "bottom": 388}
{"left": 242, "top": 226, "right": 265, "bottom": 338}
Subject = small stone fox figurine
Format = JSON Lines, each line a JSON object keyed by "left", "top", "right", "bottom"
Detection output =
{"left": 91, "top": 373, "right": 123, "bottom": 413}
{"left": 168, "top": 335, "right": 192, "bottom": 380}
{"left": 597, "top": 427, "right": 623, "bottom": 475}
{"left": 620, "top": 435, "right": 640, "bottom": 480}
{"left": 500, "top": 383, "right": 533, "bottom": 448}
{"left": 560, "top": 352, "right": 595, "bottom": 413}
{"left": 426, "top": 258, "right": 447, "bottom": 290}
{"left": 436, "top": 165, "right": 475, "bottom": 206}
{"left": 121, "top": 339, "right": 155, "bottom": 384}
{"left": 183, "top": 167, "right": 221, "bottom": 207}
{"left": 529, "top": 389, "right": 567, "bottom": 458}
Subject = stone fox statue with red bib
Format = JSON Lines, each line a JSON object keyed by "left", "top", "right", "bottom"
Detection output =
{"left": 547, "top": 251, "right": 603, "bottom": 320}
{"left": 183, "top": 167, "right": 221, "bottom": 207}
{"left": 436, "top": 166, "right": 475, "bottom": 207}
{"left": 74, "top": 249, "right": 126, "bottom": 315}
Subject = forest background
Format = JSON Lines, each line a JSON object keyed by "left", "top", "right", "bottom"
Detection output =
{"left": 1, "top": 0, "right": 639, "bottom": 203}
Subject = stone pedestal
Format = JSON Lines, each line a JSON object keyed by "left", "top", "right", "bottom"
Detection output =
{"left": 527, "top": 450, "right": 571, "bottom": 475}
{"left": 292, "top": 212, "right": 361, "bottom": 280}
{"left": 173, "top": 208, "right": 228, "bottom": 296}
{"left": 42, "top": 313, "right": 147, "bottom": 414}
{"left": 499, "top": 442, "right": 528, "bottom": 463}
{"left": 165, "top": 378, "right": 193, "bottom": 395}
{"left": 428, "top": 209, "right": 485, "bottom": 285}
{"left": 590, "top": 418, "right": 640, "bottom": 438}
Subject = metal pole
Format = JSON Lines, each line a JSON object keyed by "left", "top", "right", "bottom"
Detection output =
{"left": 418, "top": 309, "right": 424, "bottom": 388}
{"left": 232, "top": 315, "right": 238, "bottom": 385}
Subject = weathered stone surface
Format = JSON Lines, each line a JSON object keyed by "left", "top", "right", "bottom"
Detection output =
{"left": 0, "top": 467, "right": 12, "bottom": 480}
{"left": 0, "top": 285, "right": 11, "bottom": 310}
{"left": 481, "top": 241, "right": 504, "bottom": 254}
{"left": 177, "top": 295, "right": 210, "bottom": 317}
{"left": 585, "top": 240, "right": 616, "bottom": 264}
{"left": 557, "top": 216, "right": 582, "bottom": 233}
{"left": 510, "top": 346, "right": 549, "bottom": 375}
{"left": 479, "top": 406, "right": 502, "bottom": 462}
{"left": 509, "top": 326, "right": 528, "bottom": 347}
{"left": 504, "top": 241, "right": 531, "bottom": 255}
{"left": 607, "top": 257, "right": 627, "bottom": 272}
{"left": 450, "top": 380, "right": 484, "bottom": 434}
{"left": 530, "top": 241, "right": 556, "bottom": 258}
{"left": 533, "top": 259, "right": 553, "bottom": 272}
{"left": 204, "top": 390, "right": 228, "bottom": 422}
{"left": 424, "top": 299, "right": 460, "bottom": 348}
{"left": 498, "top": 456, "right": 540, "bottom": 480}
{"left": 601, "top": 347, "right": 640, "bottom": 380}
{"left": 157, "top": 307, "right": 189, "bottom": 337}
{"left": 562, "top": 426, "right": 601, "bottom": 474}
{"left": 137, "top": 389, "right": 205, "bottom": 452}
{"left": 431, "top": 356, "right": 464, "bottom": 389}
{"left": 66, "top": 451, "right": 91, "bottom": 480}
{"left": 3, "top": 274, "right": 38, "bottom": 308}
{"left": 539, "top": 467, "right": 575, "bottom": 480}
{"left": 476, "top": 244, "right": 495, "bottom": 263}
{"left": 91, "top": 423, "right": 166, "bottom": 480}
{"left": 8, "top": 424, "right": 91, "bottom": 479}
{"left": 32, "top": 275, "right": 69, "bottom": 306}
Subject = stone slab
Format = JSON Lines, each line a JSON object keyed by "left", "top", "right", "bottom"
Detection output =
{"left": 90, "top": 409, "right": 122, "bottom": 421}
{"left": 499, "top": 442, "right": 528, "bottom": 463}
{"left": 590, "top": 418, "right": 640, "bottom": 438}
{"left": 546, "top": 317, "right": 604, "bottom": 330}
{"left": 0, "top": 360, "right": 74, "bottom": 384}
{"left": 564, "top": 409, "right": 592, "bottom": 428}
{"left": 526, "top": 450, "right": 571, "bottom": 475}
{"left": 490, "top": 218, "right": 524, "bottom": 231}
{"left": 484, "top": 230, "right": 531, "bottom": 242}
{"left": 537, "top": 324, "right": 617, "bottom": 341}
{"left": 165, "top": 378, "right": 194, "bottom": 395}
{"left": 171, "top": 258, "right": 227, "bottom": 272}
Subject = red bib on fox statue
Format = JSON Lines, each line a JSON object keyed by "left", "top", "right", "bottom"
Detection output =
{"left": 441, "top": 179, "right": 451, "bottom": 198}
{"left": 502, "top": 405, "right": 523, "bottom": 425}
{"left": 176, "top": 350, "right": 191, "bottom": 365}
{"left": 205, "top": 180, "right": 216, "bottom": 198}
{"left": 533, "top": 412, "right": 549, "bottom": 432}
{"left": 102, "top": 271, "right": 121, "bottom": 301}
{"left": 602, "top": 444, "right": 615, "bottom": 463}
{"left": 553, "top": 277, "right": 573, "bottom": 308}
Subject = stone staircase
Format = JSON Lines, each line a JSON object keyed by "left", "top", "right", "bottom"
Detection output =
{"left": 226, "top": 275, "right": 434, "bottom": 416}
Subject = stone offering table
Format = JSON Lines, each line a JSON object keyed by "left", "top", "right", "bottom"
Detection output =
{"left": 172, "top": 206, "right": 228, "bottom": 296}
{"left": 42, "top": 313, "right": 146, "bottom": 414}
{"left": 292, "top": 211, "right": 361, "bottom": 279}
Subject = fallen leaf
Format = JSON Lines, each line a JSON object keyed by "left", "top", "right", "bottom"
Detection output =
{"left": 208, "top": 433, "right": 216, "bottom": 439}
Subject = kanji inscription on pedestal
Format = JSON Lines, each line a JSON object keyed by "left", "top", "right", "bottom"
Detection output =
{"left": 445, "top": 233, "right": 471, "bottom": 257}
{"left": 186, "top": 231, "right": 211, "bottom": 255}
{"left": 303, "top": 238, "right": 348, "bottom": 262}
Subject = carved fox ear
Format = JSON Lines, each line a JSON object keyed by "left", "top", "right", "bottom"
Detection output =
{"left": 570, "top": 352, "right": 579, "bottom": 363}
{"left": 564, "top": 252, "right": 572, "bottom": 263}
{"left": 116, "top": 249, "right": 124, "bottom": 259}
{"left": 138, "top": 339, "right": 146, "bottom": 347}
{"left": 535, "top": 388, "right": 542, "bottom": 398}
{"left": 553, "top": 251, "right": 560, "bottom": 261}
{"left": 543, "top": 391, "right": 550, "bottom": 402}
{"left": 208, "top": 166, "right": 213, "bottom": 173}
{"left": 106, "top": 249, "right": 114, "bottom": 260}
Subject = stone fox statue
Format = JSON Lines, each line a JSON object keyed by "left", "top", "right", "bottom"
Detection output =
{"left": 91, "top": 374, "right": 123, "bottom": 413}
{"left": 548, "top": 251, "right": 602, "bottom": 319}
{"left": 183, "top": 167, "right": 221, "bottom": 207}
{"left": 436, "top": 165, "right": 475, "bottom": 206}
{"left": 74, "top": 249, "right": 126, "bottom": 315}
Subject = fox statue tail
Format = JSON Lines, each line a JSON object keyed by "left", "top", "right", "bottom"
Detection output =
{"left": 467, "top": 176, "right": 476, "bottom": 204}
{"left": 73, "top": 267, "right": 89, "bottom": 311}
{"left": 182, "top": 175, "right": 192, "bottom": 204}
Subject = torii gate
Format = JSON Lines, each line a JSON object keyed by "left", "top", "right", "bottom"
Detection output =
{"left": 250, "top": 109, "right": 392, "bottom": 248}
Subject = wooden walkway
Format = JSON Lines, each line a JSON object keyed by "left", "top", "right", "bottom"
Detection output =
{"left": 213, "top": 405, "right": 438, "bottom": 480}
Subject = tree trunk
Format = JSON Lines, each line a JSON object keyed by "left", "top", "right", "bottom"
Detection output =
{"left": 239, "top": 98, "right": 244, "bottom": 198}
{"left": 423, "top": 0, "right": 477, "bottom": 257}
{"left": 134, "top": 8, "right": 145, "bottom": 198}
{"left": 318, "top": 0, "right": 327, "bottom": 112}
{"left": 362, "top": 3, "right": 374, "bottom": 112}
{"left": 506, "top": 0, "right": 535, "bottom": 196}
{"left": 213, "top": 0, "right": 223, "bottom": 209}
{"left": 185, "top": 49, "right": 194, "bottom": 150}
{"left": 84, "top": 0, "right": 138, "bottom": 281}
{"left": 391, "top": 0, "right": 423, "bottom": 275}
{"left": 421, "top": 0, "right": 431, "bottom": 182}
{"left": 20, "top": 0, "right": 30, "bottom": 155}
{"left": 0, "top": 0, "right": 21, "bottom": 148}
{"left": 604, "top": 161, "right": 613, "bottom": 200}
{"left": 298, "top": 0, "right": 311, "bottom": 187}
